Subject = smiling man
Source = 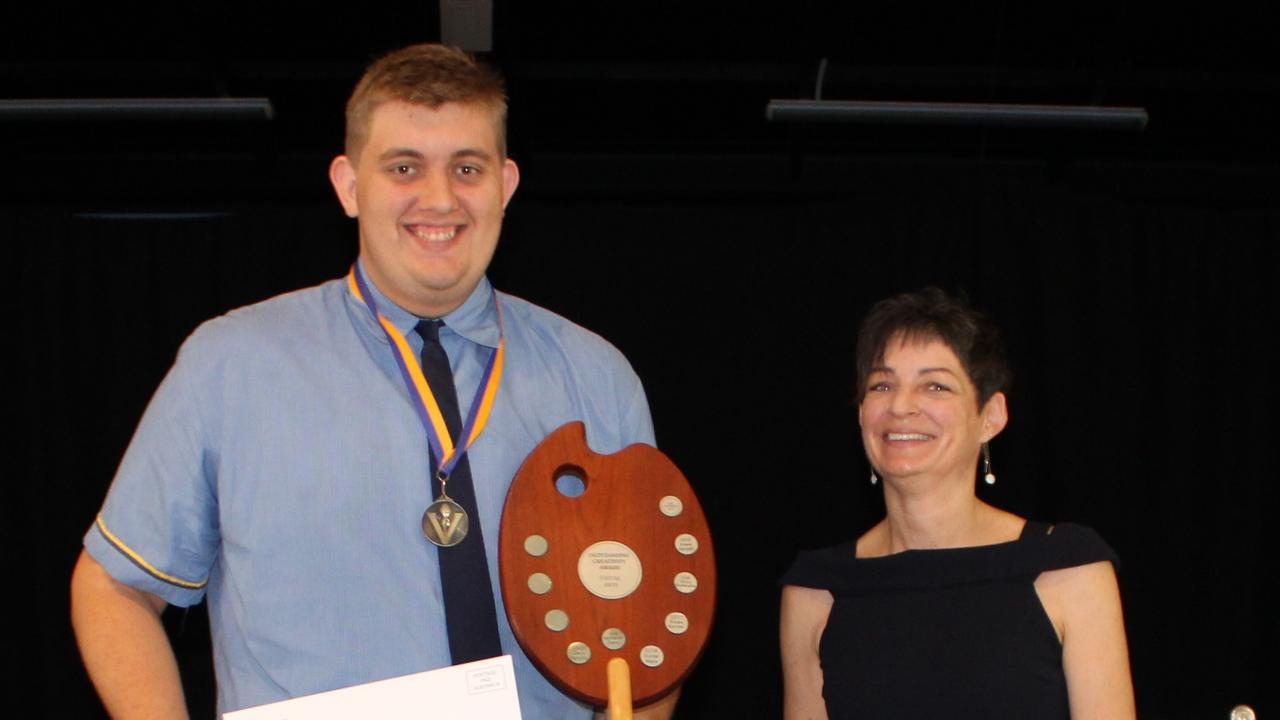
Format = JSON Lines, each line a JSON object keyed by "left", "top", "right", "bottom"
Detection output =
{"left": 71, "top": 45, "right": 670, "bottom": 719}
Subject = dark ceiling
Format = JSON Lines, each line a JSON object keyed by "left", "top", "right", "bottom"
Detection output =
{"left": 4, "top": 3, "right": 1277, "bottom": 204}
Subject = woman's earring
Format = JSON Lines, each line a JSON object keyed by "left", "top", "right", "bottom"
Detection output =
{"left": 982, "top": 443, "right": 996, "bottom": 485}
{"left": 870, "top": 470, "right": 878, "bottom": 485}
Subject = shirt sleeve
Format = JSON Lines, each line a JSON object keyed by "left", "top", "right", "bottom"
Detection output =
{"left": 619, "top": 368, "right": 656, "bottom": 447}
{"left": 83, "top": 328, "right": 222, "bottom": 607}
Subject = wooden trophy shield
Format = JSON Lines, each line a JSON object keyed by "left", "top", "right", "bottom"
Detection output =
{"left": 498, "top": 422, "right": 715, "bottom": 709}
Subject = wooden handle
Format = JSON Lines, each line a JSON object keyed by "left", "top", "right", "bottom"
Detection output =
{"left": 607, "top": 657, "right": 633, "bottom": 720}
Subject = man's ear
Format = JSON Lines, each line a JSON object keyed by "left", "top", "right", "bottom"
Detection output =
{"left": 501, "top": 158, "right": 520, "bottom": 209}
{"left": 329, "top": 155, "right": 359, "bottom": 218}
{"left": 980, "top": 391, "right": 1009, "bottom": 442}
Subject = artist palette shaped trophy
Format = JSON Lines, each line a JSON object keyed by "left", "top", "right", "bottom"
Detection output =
{"left": 499, "top": 422, "right": 715, "bottom": 710}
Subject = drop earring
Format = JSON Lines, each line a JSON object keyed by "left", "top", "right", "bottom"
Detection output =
{"left": 870, "top": 470, "right": 878, "bottom": 485}
{"left": 981, "top": 442, "right": 995, "bottom": 485}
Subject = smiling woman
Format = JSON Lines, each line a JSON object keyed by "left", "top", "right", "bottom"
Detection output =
{"left": 858, "top": 338, "right": 1005, "bottom": 494}
{"left": 780, "top": 288, "right": 1136, "bottom": 720}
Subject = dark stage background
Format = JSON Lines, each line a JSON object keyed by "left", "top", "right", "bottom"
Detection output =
{"left": 7, "top": 4, "right": 1277, "bottom": 718}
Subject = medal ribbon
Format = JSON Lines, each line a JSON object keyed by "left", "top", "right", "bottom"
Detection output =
{"left": 347, "top": 266, "right": 505, "bottom": 482}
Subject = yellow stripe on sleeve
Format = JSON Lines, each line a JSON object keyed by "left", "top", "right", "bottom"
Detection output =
{"left": 95, "top": 515, "right": 208, "bottom": 590}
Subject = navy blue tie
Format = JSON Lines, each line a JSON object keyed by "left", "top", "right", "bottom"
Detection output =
{"left": 415, "top": 319, "right": 503, "bottom": 664}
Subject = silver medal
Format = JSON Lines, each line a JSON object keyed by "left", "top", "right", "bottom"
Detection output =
{"left": 422, "top": 496, "right": 469, "bottom": 547}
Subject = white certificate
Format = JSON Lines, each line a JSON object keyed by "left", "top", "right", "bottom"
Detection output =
{"left": 224, "top": 655, "right": 522, "bottom": 719}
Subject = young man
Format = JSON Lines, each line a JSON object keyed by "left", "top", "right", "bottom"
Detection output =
{"left": 72, "top": 44, "right": 673, "bottom": 719}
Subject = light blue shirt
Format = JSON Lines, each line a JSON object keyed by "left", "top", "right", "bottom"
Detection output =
{"left": 85, "top": 265, "right": 654, "bottom": 717}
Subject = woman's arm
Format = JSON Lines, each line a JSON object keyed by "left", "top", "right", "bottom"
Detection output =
{"left": 1036, "top": 561, "right": 1137, "bottom": 720}
{"left": 780, "top": 585, "right": 834, "bottom": 720}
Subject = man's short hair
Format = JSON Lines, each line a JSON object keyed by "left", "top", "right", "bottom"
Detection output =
{"left": 344, "top": 44, "right": 508, "bottom": 159}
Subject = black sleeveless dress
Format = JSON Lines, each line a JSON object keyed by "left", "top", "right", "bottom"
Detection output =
{"left": 781, "top": 522, "right": 1118, "bottom": 719}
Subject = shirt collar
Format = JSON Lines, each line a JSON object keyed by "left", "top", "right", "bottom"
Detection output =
{"left": 439, "top": 275, "right": 501, "bottom": 349}
{"left": 351, "top": 258, "right": 500, "bottom": 349}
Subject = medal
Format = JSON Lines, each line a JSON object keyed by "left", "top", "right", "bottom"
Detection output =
{"left": 348, "top": 266, "right": 504, "bottom": 548}
{"left": 423, "top": 485, "right": 470, "bottom": 547}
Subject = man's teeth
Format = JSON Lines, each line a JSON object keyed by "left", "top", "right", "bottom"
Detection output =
{"left": 412, "top": 227, "right": 457, "bottom": 242}
{"left": 886, "top": 432, "right": 931, "bottom": 441}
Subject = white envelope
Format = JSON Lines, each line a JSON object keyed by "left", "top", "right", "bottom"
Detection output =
{"left": 224, "top": 655, "right": 522, "bottom": 719}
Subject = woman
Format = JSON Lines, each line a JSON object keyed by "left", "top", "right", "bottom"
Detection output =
{"left": 780, "top": 288, "right": 1135, "bottom": 720}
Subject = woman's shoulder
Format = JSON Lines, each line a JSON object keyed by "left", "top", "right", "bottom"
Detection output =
{"left": 779, "top": 520, "right": 1119, "bottom": 594}
{"left": 1020, "top": 521, "right": 1121, "bottom": 573}
{"left": 779, "top": 539, "right": 860, "bottom": 591}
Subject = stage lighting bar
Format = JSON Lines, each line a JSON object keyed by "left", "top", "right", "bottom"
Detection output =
{"left": 0, "top": 98, "right": 275, "bottom": 121}
{"left": 766, "top": 99, "right": 1148, "bottom": 130}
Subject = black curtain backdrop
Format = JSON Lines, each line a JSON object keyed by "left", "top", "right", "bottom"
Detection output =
{"left": 13, "top": 155, "right": 1277, "bottom": 717}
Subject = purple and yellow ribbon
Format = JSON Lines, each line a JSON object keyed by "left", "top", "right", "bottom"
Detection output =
{"left": 347, "top": 266, "right": 504, "bottom": 482}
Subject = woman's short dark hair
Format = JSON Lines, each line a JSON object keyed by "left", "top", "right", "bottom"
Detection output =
{"left": 854, "top": 287, "right": 1011, "bottom": 407}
